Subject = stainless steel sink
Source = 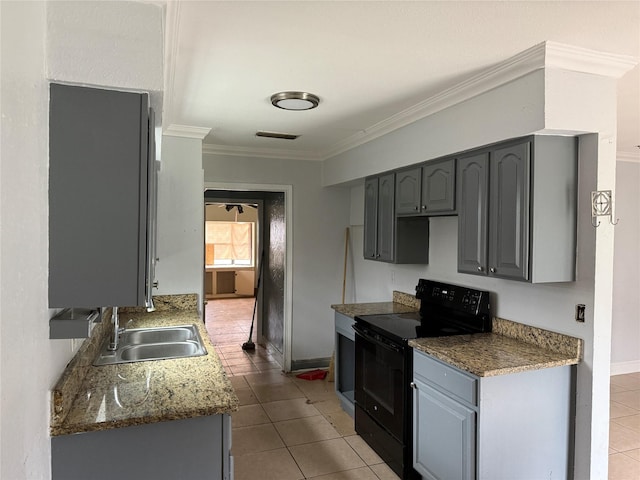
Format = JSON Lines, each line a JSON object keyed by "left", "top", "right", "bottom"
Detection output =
{"left": 94, "top": 325, "right": 207, "bottom": 366}
{"left": 121, "top": 325, "right": 200, "bottom": 345}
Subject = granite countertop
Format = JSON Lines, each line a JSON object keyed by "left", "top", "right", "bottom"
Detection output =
{"left": 409, "top": 317, "right": 583, "bottom": 377}
{"left": 50, "top": 295, "right": 238, "bottom": 436}
{"left": 331, "top": 293, "right": 581, "bottom": 378}
{"left": 331, "top": 290, "right": 420, "bottom": 317}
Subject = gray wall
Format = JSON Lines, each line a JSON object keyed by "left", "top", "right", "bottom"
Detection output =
{"left": 611, "top": 158, "right": 640, "bottom": 373}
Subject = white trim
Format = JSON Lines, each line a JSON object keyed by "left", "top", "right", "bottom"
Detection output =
{"left": 204, "top": 181, "right": 294, "bottom": 373}
{"left": 611, "top": 360, "right": 640, "bottom": 376}
{"left": 617, "top": 151, "right": 640, "bottom": 163}
{"left": 165, "top": 124, "right": 212, "bottom": 139}
{"left": 202, "top": 143, "right": 322, "bottom": 162}
{"left": 545, "top": 41, "right": 638, "bottom": 78}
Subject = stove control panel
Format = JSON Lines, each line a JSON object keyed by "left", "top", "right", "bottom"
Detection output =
{"left": 415, "top": 279, "right": 490, "bottom": 316}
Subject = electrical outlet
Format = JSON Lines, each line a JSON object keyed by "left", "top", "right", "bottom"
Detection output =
{"left": 575, "top": 304, "right": 586, "bottom": 323}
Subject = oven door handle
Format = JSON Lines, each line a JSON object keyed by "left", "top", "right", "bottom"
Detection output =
{"left": 353, "top": 324, "right": 403, "bottom": 353}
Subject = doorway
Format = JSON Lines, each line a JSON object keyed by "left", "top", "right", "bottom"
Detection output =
{"left": 204, "top": 184, "right": 292, "bottom": 372}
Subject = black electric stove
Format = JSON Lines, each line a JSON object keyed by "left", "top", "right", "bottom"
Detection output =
{"left": 353, "top": 279, "right": 492, "bottom": 480}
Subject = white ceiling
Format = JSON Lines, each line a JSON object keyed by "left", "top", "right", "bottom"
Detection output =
{"left": 162, "top": 1, "right": 639, "bottom": 161}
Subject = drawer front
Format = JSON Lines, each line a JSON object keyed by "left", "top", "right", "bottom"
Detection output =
{"left": 413, "top": 350, "right": 477, "bottom": 406}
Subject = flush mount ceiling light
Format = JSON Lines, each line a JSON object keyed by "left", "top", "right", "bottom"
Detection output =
{"left": 271, "top": 91, "right": 320, "bottom": 111}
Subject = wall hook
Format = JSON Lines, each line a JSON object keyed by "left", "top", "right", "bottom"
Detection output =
{"left": 591, "top": 190, "right": 619, "bottom": 227}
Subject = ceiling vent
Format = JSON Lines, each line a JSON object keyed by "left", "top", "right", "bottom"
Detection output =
{"left": 256, "top": 131, "right": 300, "bottom": 140}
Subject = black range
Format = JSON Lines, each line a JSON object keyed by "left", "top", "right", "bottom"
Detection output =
{"left": 353, "top": 279, "right": 492, "bottom": 480}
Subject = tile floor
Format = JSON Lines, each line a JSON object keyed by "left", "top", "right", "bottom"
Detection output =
{"left": 609, "top": 372, "right": 640, "bottom": 479}
{"left": 206, "top": 298, "right": 640, "bottom": 480}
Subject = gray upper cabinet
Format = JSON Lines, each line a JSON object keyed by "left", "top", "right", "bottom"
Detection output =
{"left": 363, "top": 177, "right": 379, "bottom": 260}
{"left": 395, "top": 167, "right": 422, "bottom": 215}
{"left": 396, "top": 159, "right": 456, "bottom": 216}
{"left": 457, "top": 153, "right": 489, "bottom": 275}
{"left": 363, "top": 174, "right": 395, "bottom": 262}
{"left": 364, "top": 173, "right": 430, "bottom": 264}
{"left": 49, "top": 83, "right": 153, "bottom": 307}
{"left": 377, "top": 174, "right": 396, "bottom": 262}
{"left": 457, "top": 136, "right": 577, "bottom": 283}
{"left": 421, "top": 158, "right": 456, "bottom": 215}
{"left": 489, "top": 142, "right": 530, "bottom": 280}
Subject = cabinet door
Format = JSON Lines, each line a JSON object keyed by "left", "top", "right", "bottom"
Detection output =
{"left": 235, "top": 270, "right": 255, "bottom": 296}
{"left": 488, "top": 142, "right": 530, "bottom": 281}
{"left": 377, "top": 173, "right": 395, "bottom": 262}
{"left": 413, "top": 379, "right": 475, "bottom": 480}
{"left": 395, "top": 167, "right": 422, "bottom": 215}
{"left": 422, "top": 158, "right": 456, "bottom": 214}
{"left": 49, "top": 84, "right": 149, "bottom": 307}
{"left": 363, "top": 177, "right": 379, "bottom": 260}
{"left": 457, "top": 153, "right": 489, "bottom": 275}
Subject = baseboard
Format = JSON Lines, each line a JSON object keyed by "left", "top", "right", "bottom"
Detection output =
{"left": 611, "top": 360, "right": 640, "bottom": 376}
{"left": 291, "top": 357, "right": 331, "bottom": 372}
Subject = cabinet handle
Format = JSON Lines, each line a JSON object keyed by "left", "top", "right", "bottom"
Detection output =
{"left": 490, "top": 267, "right": 496, "bottom": 273}
{"left": 414, "top": 206, "right": 419, "bottom": 211}
{"left": 477, "top": 266, "right": 483, "bottom": 272}
{"left": 375, "top": 254, "right": 381, "bottom": 258}
{"left": 421, "top": 205, "right": 427, "bottom": 210}
{"left": 410, "top": 382, "right": 417, "bottom": 389}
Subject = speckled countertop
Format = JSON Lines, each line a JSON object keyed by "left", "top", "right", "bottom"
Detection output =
{"left": 409, "top": 317, "right": 582, "bottom": 377}
{"left": 332, "top": 292, "right": 581, "bottom": 378}
{"left": 50, "top": 295, "right": 238, "bottom": 436}
{"left": 331, "top": 290, "right": 420, "bottom": 317}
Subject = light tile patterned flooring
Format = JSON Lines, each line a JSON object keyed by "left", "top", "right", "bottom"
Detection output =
{"left": 206, "top": 298, "right": 640, "bottom": 480}
{"left": 609, "top": 372, "right": 640, "bottom": 479}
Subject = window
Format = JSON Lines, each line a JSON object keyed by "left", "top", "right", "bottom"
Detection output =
{"left": 205, "top": 221, "right": 253, "bottom": 266}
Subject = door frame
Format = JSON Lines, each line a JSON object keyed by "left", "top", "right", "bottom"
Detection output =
{"left": 204, "top": 181, "right": 293, "bottom": 372}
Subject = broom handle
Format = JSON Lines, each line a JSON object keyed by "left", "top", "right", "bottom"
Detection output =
{"left": 342, "top": 227, "right": 349, "bottom": 304}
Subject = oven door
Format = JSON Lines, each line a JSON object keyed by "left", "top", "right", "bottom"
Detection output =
{"left": 354, "top": 323, "right": 406, "bottom": 441}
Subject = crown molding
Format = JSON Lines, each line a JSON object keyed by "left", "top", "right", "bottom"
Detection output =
{"left": 202, "top": 143, "right": 323, "bottom": 161}
{"left": 618, "top": 151, "right": 640, "bottom": 163}
{"left": 545, "top": 41, "right": 638, "bottom": 78}
{"left": 321, "top": 41, "right": 639, "bottom": 161}
{"left": 164, "top": 124, "right": 211, "bottom": 139}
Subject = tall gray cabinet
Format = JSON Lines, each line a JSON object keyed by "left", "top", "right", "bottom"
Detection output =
{"left": 49, "top": 83, "right": 155, "bottom": 308}
{"left": 364, "top": 174, "right": 395, "bottom": 262}
{"left": 457, "top": 136, "right": 577, "bottom": 283}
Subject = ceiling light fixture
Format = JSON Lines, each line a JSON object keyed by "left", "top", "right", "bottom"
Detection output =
{"left": 271, "top": 91, "right": 320, "bottom": 111}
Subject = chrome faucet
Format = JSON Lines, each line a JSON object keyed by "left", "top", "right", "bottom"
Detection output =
{"left": 107, "top": 307, "right": 124, "bottom": 351}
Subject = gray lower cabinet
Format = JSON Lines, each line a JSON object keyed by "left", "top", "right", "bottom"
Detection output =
{"left": 51, "top": 415, "right": 233, "bottom": 480}
{"left": 49, "top": 83, "right": 155, "bottom": 308}
{"left": 457, "top": 136, "right": 577, "bottom": 282}
{"left": 413, "top": 350, "right": 572, "bottom": 480}
{"left": 395, "top": 158, "right": 456, "bottom": 216}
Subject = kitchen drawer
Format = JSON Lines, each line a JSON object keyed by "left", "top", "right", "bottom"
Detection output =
{"left": 413, "top": 350, "right": 477, "bottom": 406}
